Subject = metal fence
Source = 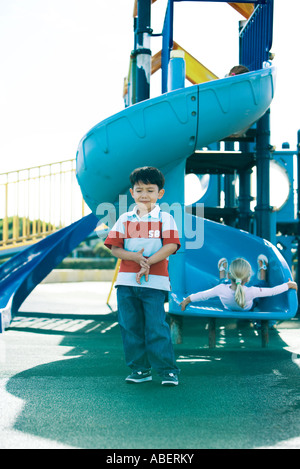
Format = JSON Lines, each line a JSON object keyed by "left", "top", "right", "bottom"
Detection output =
{"left": 0, "top": 159, "right": 88, "bottom": 251}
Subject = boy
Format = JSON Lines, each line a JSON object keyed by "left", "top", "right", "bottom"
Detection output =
{"left": 104, "top": 166, "right": 180, "bottom": 386}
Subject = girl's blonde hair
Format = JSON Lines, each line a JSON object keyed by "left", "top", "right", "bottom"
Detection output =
{"left": 229, "top": 258, "right": 251, "bottom": 309}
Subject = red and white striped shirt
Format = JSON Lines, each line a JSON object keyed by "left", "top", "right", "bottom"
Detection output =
{"left": 104, "top": 205, "right": 181, "bottom": 291}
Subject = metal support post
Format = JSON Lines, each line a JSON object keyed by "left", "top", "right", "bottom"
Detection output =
{"left": 255, "top": 109, "right": 272, "bottom": 343}
{"left": 165, "top": 160, "right": 186, "bottom": 345}
{"left": 255, "top": 109, "right": 273, "bottom": 241}
{"left": 208, "top": 318, "right": 216, "bottom": 348}
{"left": 134, "top": 0, "right": 152, "bottom": 103}
{"left": 297, "top": 130, "right": 300, "bottom": 309}
{"left": 238, "top": 141, "right": 254, "bottom": 233}
{"left": 224, "top": 141, "right": 236, "bottom": 213}
{"left": 167, "top": 50, "right": 185, "bottom": 92}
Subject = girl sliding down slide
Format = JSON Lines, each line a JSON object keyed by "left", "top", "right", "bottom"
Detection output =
{"left": 180, "top": 256, "right": 297, "bottom": 313}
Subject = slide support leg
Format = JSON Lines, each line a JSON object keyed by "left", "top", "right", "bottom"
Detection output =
{"left": 208, "top": 318, "right": 216, "bottom": 348}
{"left": 261, "top": 320, "right": 269, "bottom": 348}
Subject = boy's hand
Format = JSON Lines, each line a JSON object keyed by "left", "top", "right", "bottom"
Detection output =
{"left": 287, "top": 279, "right": 298, "bottom": 291}
{"left": 136, "top": 266, "right": 150, "bottom": 285}
{"left": 132, "top": 248, "right": 149, "bottom": 268}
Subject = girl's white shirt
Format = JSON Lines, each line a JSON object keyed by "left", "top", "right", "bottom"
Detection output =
{"left": 189, "top": 283, "right": 289, "bottom": 311}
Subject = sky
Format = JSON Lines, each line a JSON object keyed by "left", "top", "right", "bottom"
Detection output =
{"left": 0, "top": 0, "right": 299, "bottom": 175}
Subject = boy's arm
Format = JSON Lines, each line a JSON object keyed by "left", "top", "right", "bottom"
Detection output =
{"left": 111, "top": 244, "right": 178, "bottom": 266}
{"left": 146, "top": 243, "right": 178, "bottom": 266}
{"left": 111, "top": 246, "right": 147, "bottom": 266}
{"left": 135, "top": 244, "right": 178, "bottom": 284}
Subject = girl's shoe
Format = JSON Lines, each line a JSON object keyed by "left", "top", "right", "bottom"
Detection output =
{"left": 257, "top": 254, "right": 268, "bottom": 280}
{"left": 218, "top": 258, "right": 228, "bottom": 282}
{"left": 218, "top": 258, "right": 228, "bottom": 272}
{"left": 257, "top": 254, "right": 268, "bottom": 269}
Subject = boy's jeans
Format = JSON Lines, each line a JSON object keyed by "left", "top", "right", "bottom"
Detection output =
{"left": 116, "top": 285, "right": 179, "bottom": 377}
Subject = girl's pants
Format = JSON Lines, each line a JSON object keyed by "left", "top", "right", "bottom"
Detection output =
{"left": 116, "top": 285, "right": 179, "bottom": 377}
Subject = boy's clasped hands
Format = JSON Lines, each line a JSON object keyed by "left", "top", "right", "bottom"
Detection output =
{"left": 133, "top": 248, "right": 150, "bottom": 284}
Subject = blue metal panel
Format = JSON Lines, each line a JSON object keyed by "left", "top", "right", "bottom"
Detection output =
{"left": 162, "top": 0, "right": 273, "bottom": 96}
{"left": 161, "top": 0, "right": 174, "bottom": 93}
{"left": 240, "top": 0, "right": 274, "bottom": 70}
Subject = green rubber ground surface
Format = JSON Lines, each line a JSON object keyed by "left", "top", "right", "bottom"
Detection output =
{"left": 1, "top": 283, "right": 300, "bottom": 449}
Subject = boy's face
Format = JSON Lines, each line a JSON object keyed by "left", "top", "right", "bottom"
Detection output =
{"left": 130, "top": 181, "right": 164, "bottom": 213}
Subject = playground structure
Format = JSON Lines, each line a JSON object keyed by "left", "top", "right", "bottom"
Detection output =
{"left": 0, "top": 159, "right": 87, "bottom": 254}
{"left": 0, "top": 0, "right": 299, "bottom": 347}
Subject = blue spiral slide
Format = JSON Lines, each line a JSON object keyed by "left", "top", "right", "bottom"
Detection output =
{"left": 0, "top": 66, "right": 297, "bottom": 332}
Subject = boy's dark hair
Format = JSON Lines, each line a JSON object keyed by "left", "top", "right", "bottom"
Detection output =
{"left": 130, "top": 166, "right": 165, "bottom": 190}
{"left": 229, "top": 65, "right": 249, "bottom": 76}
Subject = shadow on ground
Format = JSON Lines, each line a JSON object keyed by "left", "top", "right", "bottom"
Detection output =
{"left": 5, "top": 316, "right": 300, "bottom": 449}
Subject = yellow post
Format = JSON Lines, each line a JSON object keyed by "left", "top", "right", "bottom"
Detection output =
{"left": 12, "top": 216, "right": 19, "bottom": 243}
{"left": 150, "top": 43, "right": 218, "bottom": 85}
{"left": 173, "top": 42, "right": 219, "bottom": 84}
{"left": 3, "top": 184, "right": 9, "bottom": 245}
{"left": 106, "top": 258, "right": 121, "bottom": 309}
{"left": 42, "top": 219, "right": 47, "bottom": 236}
{"left": 32, "top": 219, "right": 37, "bottom": 241}
{"left": 22, "top": 216, "right": 27, "bottom": 240}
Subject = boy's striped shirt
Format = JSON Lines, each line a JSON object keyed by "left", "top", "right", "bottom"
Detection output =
{"left": 104, "top": 205, "right": 181, "bottom": 291}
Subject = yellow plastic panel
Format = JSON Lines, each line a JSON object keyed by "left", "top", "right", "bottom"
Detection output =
{"left": 228, "top": 2, "right": 255, "bottom": 19}
{"left": 173, "top": 42, "right": 218, "bottom": 84}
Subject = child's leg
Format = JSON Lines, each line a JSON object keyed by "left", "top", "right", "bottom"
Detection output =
{"left": 257, "top": 254, "right": 268, "bottom": 282}
{"left": 116, "top": 286, "right": 151, "bottom": 372}
{"left": 140, "top": 287, "right": 180, "bottom": 377}
{"left": 254, "top": 255, "right": 276, "bottom": 328}
{"left": 252, "top": 255, "right": 269, "bottom": 310}
{"left": 218, "top": 258, "right": 229, "bottom": 283}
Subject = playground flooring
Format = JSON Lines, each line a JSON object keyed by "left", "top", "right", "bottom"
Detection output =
{"left": 0, "top": 282, "right": 300, "bottom": 450}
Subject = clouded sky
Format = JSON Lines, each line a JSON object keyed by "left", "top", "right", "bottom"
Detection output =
{"left": 0, "top": 0, "right": 299, "bottom": 174}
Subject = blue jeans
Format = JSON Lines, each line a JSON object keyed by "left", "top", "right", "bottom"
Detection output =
{"left": 116, "top": 285, "right": 179, "bottom": 377}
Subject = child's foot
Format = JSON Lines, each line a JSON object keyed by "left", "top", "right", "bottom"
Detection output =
{"left": 125, "top": 370, "right": 152, "bottom": 384}
{"left": 254, "top": 320, "right": 276, "bottom": 330}
{"left": 257, "top": 254, "right": 268, "bottom": 281}
{"left": 161, "top": 372, "right": 179, "bottom": 386}
{"left": 218, "top": 258, "right": 228, "bottom": 280}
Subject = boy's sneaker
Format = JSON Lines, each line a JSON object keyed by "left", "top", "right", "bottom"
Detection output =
{"left": 125, "top": 370, "right": 152, "bottom": 384}
{"left": 161, "top": 373, "right": 179, "bottom": 387}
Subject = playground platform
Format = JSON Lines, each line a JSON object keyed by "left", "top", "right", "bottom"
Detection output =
{"left": 0, "top": 281, "right": 300, "bottom": 450}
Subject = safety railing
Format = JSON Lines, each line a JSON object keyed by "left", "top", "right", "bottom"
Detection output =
{"left": 0, "top": 159, "right": 88, "bottom": 251}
